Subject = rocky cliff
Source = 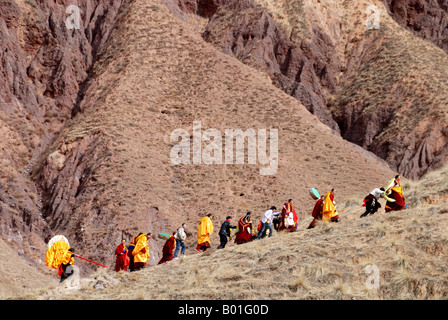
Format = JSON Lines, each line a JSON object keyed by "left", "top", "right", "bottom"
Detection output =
{"left": 381, "top": 0, "right": 448, "bottom": 53}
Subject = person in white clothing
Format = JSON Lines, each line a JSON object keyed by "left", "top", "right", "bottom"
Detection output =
{"left": 256, "top": 206, "right": 281, "bottom": 239}
{"left": 360, "top": 188, "right": 385, "bottom": 218}
{"left": 173, "top": 223, "right": 187, "bottom": 259}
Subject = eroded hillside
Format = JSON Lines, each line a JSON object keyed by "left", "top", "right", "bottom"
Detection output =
{"left": 1, "top": 0, "right": 446, "bottom": 298}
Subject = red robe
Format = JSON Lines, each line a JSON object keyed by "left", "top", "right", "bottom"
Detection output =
{"left": 312, "top": 198, "right": 324, "bottom": 218}
{"left": 308, "top": 198, "right": 324, "bottom": 229}
{"left": 280, "top": 202, "right": 298, "bottom": 231}
{"left": 158, "top": 236, "right": 176, "bottom": 264}
{"left": 234, "top": 217, "right": 252, "bottom": 244}
{"left": 115, "top": 244, "right": 130, "bottom": 272}
{"left": 385, "top": 189, "right": 406, "bottom": 212}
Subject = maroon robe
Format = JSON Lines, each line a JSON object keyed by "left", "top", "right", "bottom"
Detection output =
{"left": 158, "top": 236, "right": 176, "bottom": 264}
{"left": 234, "top": 217, "right": 252, "bottom": 244}
{"left": 115, "top": 244, "right": 130, "bottom": 272}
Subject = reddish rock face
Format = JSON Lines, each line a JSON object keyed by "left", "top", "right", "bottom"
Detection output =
{"left": 0, "top": 0, "right": 123, "bottom": 273}
{"left": 381, "top": 0, "right": 448, "bottom": 53}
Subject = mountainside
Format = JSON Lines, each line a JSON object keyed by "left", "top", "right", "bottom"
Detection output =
{"left": 0, "top": 0, "right": 447, "bottom": 299}
{"left": 186, "top": 0, "right": 448, "bottom": 180}
{"left": 0, "top": 0, "right": 124, "bottom": 274}
{"left": 29, "top": 0, "right": 394, "bottom": 274}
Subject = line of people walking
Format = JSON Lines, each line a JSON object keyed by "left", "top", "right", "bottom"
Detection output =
{"left": 114, "top": 175, "right": 406, "bottom": 272}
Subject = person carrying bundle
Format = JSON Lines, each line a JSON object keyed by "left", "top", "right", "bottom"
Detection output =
{"left": 280, "top": 199, "right": 298, "bottom": 232}
{"left": 44, "top": 236, "right": 76, "bottom": 283}
{"left": 234, "top": 212, "right": 254, "bottom": 244}
{"left": 385, "top": 175, "right": 406, "bottom": 212}
{"left": 173, "top": 223, "right": 187, "bottom": 259}
{"left": 307, "top": 195, "right": 324, "bottom": 229}
{"left": 322, "top": 188, "right": 339, "bottom": 222}
{"left": 196, "top": 214, "right": 214, "bottom": 252}
{"left": 159, "top": 232, "right": 176, "bottom": 264}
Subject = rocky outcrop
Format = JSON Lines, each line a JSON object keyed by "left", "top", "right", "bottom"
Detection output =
{"left": 381, "top": 0, "right": 448, "bottom": 53}
{"left": 330, "top": 7, "right": 448, "bottom": 179}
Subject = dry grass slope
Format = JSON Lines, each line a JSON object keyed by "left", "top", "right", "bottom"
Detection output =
{"left": 8, "top": 164, "right": 448, "bottom": 300}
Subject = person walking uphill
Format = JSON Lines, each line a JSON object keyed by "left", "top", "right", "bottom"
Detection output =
{"left": 217, "top": 216, "right": 236, "bottom": 249}
{"left": 281, "top": 199, "right": 298, "bottom": 232}
{"left": 322, "top": 188, "right": 339, "bottom": 222}
{"left": 115, "top": 239, "right": 130, "bottom": 272}
{"left": 307, "top": 195, "right": 324, "bottom": 229}
{"left": 385, "top": 175, "right": 406, "bottom": 212}
{"left": 196, "top": 214, "right": 214, "bottom": 252}
{"left": 58, "top": 248, "right": 75, "bottom": 283}
{"left": 132, "top": 232, "right": 151, "bottom": 271}
{"left": 173, "top": 223, "right": 187, "bottom": 259}
{"left": 256, "top": 206, "right": 281, "bottom": 239}
{"left": 360, "top": 188, "right": 385, "bottom": 218}
{"left": 159, "top": 232, "right": 176, "bottom": 264}
{"left": 234, "top": 212, "right": 253, "bottom": 244}
{"left": 44, "top": 238, "right": 75, "bottom": 283}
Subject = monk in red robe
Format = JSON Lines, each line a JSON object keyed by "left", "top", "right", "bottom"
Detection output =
{"left": 235, "top": 212, "right": 253, "bottom": 245}
{"left": 280, "top": 199, "right": 298, "bottom": 232}
{"left": 115, "top": 239, "right": 130, "bottom": 272}
{"left": 385, "top": 175, "right": 406, "bottom": 212}
{"left": 158, "top": 233, "right": 176, "bottom": 264}
{"left": 308, "top": 196, "right": 324, "bottom": 229}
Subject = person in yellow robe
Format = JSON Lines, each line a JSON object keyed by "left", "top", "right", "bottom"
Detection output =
{"left": 44, "top": 240, "right": 75, "bottom": 282}
{"left": 385, "top": 175, "right": 406, "bottom": 212}
{"left": 45, "top": 240, "right": 71, "bottom": 270}
{"left": 196, "top": 214, "right": 214, "bottom": 252}
{"left": 322, "top": 188, "right": 339, "bottom": 222}
{"left": 132, "top": 233, "right": 151, "bottom": 271}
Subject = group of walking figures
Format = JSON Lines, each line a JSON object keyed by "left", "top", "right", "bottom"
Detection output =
{"left": 113, "top": 175, "right": 406, "bottom": 272}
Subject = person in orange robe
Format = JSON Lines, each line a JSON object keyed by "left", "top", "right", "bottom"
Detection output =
{"left": 196, "top": 214, "right": 214, "bottom": 252}
{"left": 44, "top": 239, "right": 75, "bottom": 282}
{"left": 132, "top": 233, "right": 151, "bottom": 271}
{"left": 234, "top": 212, "right": 253, "bottom": 244}
{"left": 115, "top": 239, "right": 129, "bottom": 272}
{"left": 280, "top": 199, "right": 298, "bottom": 232}
{"left": 322, "top": 189, "right": 339, "bottom": 222}
{"left": 158, "top": 233, "right": 176, "bottom": 264}
{"left": 58, "top": 248, "right": 75, "bottom": 283}
{"left": 385, "top": 175, "right": 406, "bottom": 212}
{"left": 308, "top": 196, "right": 324, "bottom": 229}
